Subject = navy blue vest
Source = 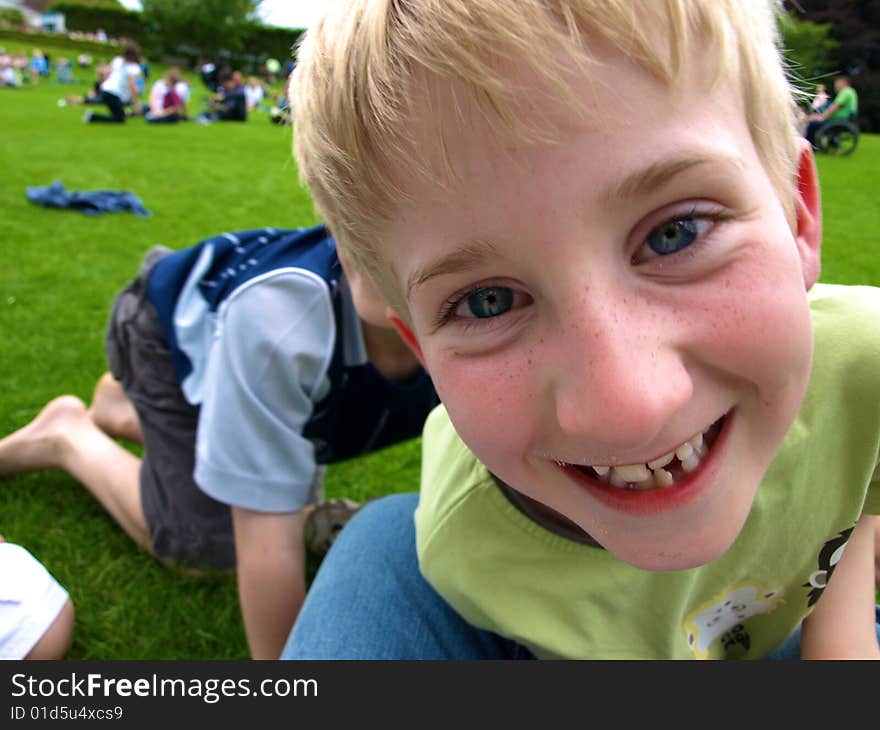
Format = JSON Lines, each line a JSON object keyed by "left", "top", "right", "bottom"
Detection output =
{"left": 145, "top": 225, "right": 438, "bottom": 464}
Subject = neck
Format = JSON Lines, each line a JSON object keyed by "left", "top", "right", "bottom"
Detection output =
{"left": 361, "top": 319, "right": 423, "bottom": 383}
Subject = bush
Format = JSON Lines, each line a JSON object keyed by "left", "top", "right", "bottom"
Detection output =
{"left": 49, "top": 1, "right": 146, "bottom": 45}
{"left": 0, "top": 8, "right": 25, "bottom": 26}
{"left": 0, "top": 27, "right": 122, "bottom": 55}
{"left": 16, "top": 2, "right": 303, "bottom": 73}
{"left": 155, "top": 24, "right": 304, "bottom": 74}
{"left": 242, "top": 24, "right": 304, "bottom": 65}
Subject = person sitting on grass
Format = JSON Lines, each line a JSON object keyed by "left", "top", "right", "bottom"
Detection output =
{"left": 1, "top": 59, "right": 21, "bottom": 88}
{"left": 244, "top": 76, "right": 266, "bottom": 112}
{"left": 64, "top": 59, "right": 110, "bottom": 106}
{"left": 269, "top": 73, "right": 292, "bottom": 126}
{"left": 54, "top": 57, "right": 74, "bottom": 84}
{"left": 195, "top": 68, "right": 247, "bottom": 124}
{"left": 145, "top": 67, "right": 188, "bottom": 124}
{"left": 282, "top": 0, "right": 880, "bottom": 660}
{"left": 27, "top": 49, "right": 48, "bottom": 84}
{"left": 0, "top": 224, "right": 438, "bottom": 660}
{"left": 83, "top": 43, "right": 142, "bottom": 124}
{"left": 0, "top": 536, "right": 74, "bottom": 660}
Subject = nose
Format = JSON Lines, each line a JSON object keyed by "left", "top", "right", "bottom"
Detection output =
{"left": 551, "top": 291, "right": 693, "bottom": 452}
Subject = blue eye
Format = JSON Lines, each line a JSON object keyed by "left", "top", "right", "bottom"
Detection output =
{"left": 463, "top": 287, "right": 514, "bottom": 318}
{"left": 646, "top": 218, "right": 699, "bottom": 255}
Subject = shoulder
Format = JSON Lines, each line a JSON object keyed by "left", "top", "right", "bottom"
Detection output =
{"left": 808, "top": 283, "right": 880, "bottom": 414}
{"left": 421, "top": 405, "right": 481, "bottom": 481}
{"left": 416, "top": 405, "right": 496, "bottom": 544}
{"left": 218, "top": 269, "right": 337, "bottom": 357}
{"left": 419, "top": 405, "right": 487, "bottom": 498}
{"left": 810, "top": 284, "right": 880, "bottom": 350}
{"left": 224, "top": 267, "right": 333, "bottom": 320}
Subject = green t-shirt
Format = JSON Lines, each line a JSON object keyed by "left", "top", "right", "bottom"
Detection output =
{"left": 829, "top": 86, "right": 858, "bottom": 120}
{"left": 415, "top": 283, "right": 880, "bottom": 659}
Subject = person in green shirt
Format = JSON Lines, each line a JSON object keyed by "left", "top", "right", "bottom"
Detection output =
{"left": 281, "top": 0, "right": 880, "bottom": 660}
{"left": 805, "top": 75, "right": 858, "bottom": 148}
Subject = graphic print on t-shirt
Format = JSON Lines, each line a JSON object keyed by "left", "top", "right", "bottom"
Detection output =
{"left": 684, "top": 581, "right": 783, "bottom": 659}
{"left": 803, "top": 527, "right": 853, "bottom": 607}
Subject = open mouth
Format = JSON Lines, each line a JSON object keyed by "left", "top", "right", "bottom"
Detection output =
{"left": 559, "top": 415, "right": 727, "bottom": 492}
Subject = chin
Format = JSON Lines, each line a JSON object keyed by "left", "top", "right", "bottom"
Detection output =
{"left": 621, "top": 546, "right": 729, "bottom": 573}
{"left": 599, "top": 517, "right": 746, "bottom": 573}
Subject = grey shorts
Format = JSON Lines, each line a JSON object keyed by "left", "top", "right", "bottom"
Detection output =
{"left": 105, "top": 247, "right": 236, "bottom": 570}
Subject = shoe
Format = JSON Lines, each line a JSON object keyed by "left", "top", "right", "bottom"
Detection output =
{"left": 82, "top": 110, "right": 92, "bottom": 123}
{"left": 304, "top": 498, "right": 362, "bottom": 558}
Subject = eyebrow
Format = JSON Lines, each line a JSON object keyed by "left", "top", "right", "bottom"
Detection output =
{"left": 405, "top": 152, "right": 746, "bottom": 300}
{"left": 406, "top": 239, "right": 500, "bottom": 300}
{"left": 601, "top": 153, "right": 746, "bottom": 208}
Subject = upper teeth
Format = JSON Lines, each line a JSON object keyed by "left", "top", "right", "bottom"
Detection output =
{"left": 590, "top": 431, "right": 708, "bottom": 490}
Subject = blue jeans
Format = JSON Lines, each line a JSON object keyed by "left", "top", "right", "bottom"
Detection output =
{"left": 283, "top": 493, "right": 880, "bottom": 660}
{"left": 284, "top": 493, "right": 532, "bottom": 659}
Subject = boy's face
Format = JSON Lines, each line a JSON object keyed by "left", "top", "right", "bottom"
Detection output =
{"left": 385, "top": 45, "right": 821, "bottom": 571}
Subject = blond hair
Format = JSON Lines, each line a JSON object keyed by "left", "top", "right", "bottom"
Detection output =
{"left": 291, "top": 0, "right": 800, "bottom": 306}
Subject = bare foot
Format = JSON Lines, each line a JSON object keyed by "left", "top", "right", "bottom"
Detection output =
{"left": 89, "top": 373, "right": 142, "bottom": 443}
{"left": 0, "top": 396, "right": 90, "bottom": 475}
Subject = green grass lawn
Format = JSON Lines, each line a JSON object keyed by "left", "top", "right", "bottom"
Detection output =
{"left": 1, "top": 41, "right": 878, "bottom": 659}
{"left": 0, "top": 43, "right": 423, "bottom": 659}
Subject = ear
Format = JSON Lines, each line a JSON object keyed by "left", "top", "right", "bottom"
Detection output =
{"left": 792, "top": 139, "right": 822, "bottom": 290}
{"left": 386, "top": 310, "right": 427, "bottom": 370}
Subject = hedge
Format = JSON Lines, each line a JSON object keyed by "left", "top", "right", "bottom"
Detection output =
{"left": 0, "top": 8, "right": 25, "bottom": 26}
{"left": 241, "top": 24, "right": 304, "bottom": 64}
{"left": 49, "top": 2, "right": 147, "bottom": 44}
{"left": 7, "top": 4, "right": 304, "bottom": 72}
{"left": 0, "top": 26, "right": 122, "bottom": 55}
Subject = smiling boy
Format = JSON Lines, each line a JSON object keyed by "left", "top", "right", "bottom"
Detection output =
{"left": 283, "top": 0, "right": 880, "bottom": 659}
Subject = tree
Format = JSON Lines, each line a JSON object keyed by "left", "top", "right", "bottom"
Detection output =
{"left": 778, "top": 11, "right": 839, "bottom": 89}
{"left": 0, "top": 7, "right": 25, "bottom": 25}
{"left": 783, "top": 0, "right": 880, "bottom": 132}
{"left": 67, "top": 0, "right": 125, "bottom": 6}
{"left": 141, "top": 0, "right": 262, "bottom": 57}
{"left": 44, "top": 0, "right": 123, "bottom": 7}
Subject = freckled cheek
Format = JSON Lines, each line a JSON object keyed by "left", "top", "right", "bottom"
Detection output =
{"left": 694, "top": 277, "right": 814, "bottom": 395}
{"left": 429, "top": 353, "right": 542, "bottom": 463}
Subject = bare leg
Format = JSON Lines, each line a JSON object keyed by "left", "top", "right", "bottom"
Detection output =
{"left": 89, "top": 372, "right": 143, "bottom": 444}
{"left": 0, "top": 396, "right": 151, "bottom": 551}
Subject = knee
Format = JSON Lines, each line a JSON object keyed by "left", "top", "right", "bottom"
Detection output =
{"left": 334, "top": 493, "right": 419, "bottom": 559}
{"left": 310, "top": 493, "right": 421, "bottom": 591}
